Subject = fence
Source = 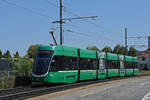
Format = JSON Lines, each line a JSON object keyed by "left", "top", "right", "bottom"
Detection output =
{"left": 0, "top": 71, "right": 17, "bottom": 89}
{"left": 0, "top": 71, "right": 18, "bottom": 77}
{"left": 0, "top": 71, "right": 31, "bottom": 89}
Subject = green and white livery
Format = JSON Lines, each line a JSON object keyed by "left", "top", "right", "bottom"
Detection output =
{"left": 32, "top": 45, "right": 138, "bottom": 84}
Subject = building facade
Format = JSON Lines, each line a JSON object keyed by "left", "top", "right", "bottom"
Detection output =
{"left": 138, "top": 51, "right": 150, "bottom": 70}
{"left": 138, "top": 36, "right": 150, "bottom": 70}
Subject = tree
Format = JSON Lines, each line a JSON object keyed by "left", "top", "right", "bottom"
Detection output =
{"left": 128, "top": 46, "right": 138, "bottom": 56}
{"left": 102, "top": 46, "right": 112, "bottom": 52}
{"left": 119, "top": 45, "right": 126, "bottom": 55}
{"left": 113, "top": 44, "right": 126, "bottom": 55}
{"left": 27, "top": 44, "right": 39, "bottom": 58}
{"left": 14, "top": 51, "right": 19, "bottom": 58}
{"left": 86, "top": 46, "right": 100, "bottom": 51}
{"left": 0, "top": 50, "right": 2, "bottom": 58}
{"left": 13, "top": 57, "right": 33, "bottom": 77}
{"left": 113, "top": 44, "right": 120, "bottom": 54}
{"left": 3, "top": 50, "right": 11, "bottom": 59}
{"left": 13, "top": 51, "right": 20, "bottom": 61}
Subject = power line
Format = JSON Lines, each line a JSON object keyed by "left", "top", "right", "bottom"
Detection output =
{"left": 61, "top": 5, "right": 119, "bottom": 34}
{"left": 64, "top": 30, "right": 104, "bottom": 46}
{"left": 43, "top": 0, "right": 123, "bottom": 45}
{"left": 52, "top": 16, "right": 98, "bottom": 23}
{"left": 65, "top": 29, "right": 120, "bottom": 44}
{"left": 44, "top": 0, "right": 59, "bottom": 8}
{"left": 128, "top": 45, "right": 148, "bottom": 48}
{"left": 127, "top": 35, "right": 149, "bottom": 49}
{"left": 65, "top": 29, "right": 92, "bottom": 37}
{"left": 66, "top": 23, "right": 92, "bottom": 34}
{"left": 1, "top": 0, "right": 54, "bottom": 19}
{"left": 64, "top": 33, "right": 101, "bottom": 48}
{"left": 44, "top": 0, "right": 118, "bottom": 35}
{"left": 44, "top": 0, "right": 122, "bottom": 43}
{"left": 64, "top": 29, "right": 119, "bottom": 49}
{"left": 44, "top": 0, "right": 123, "bottom": 44}
{"left": 128, "top": 36, "right": 148, "bottom": 39}
{"left": 66, "top": 22, "right": 122, "bottom": 44}
{"left": 44, "top": 0, "right": 101, "bottom": 45}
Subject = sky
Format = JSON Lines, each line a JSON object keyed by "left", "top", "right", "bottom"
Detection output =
{"left": 0, "top": 0, "right": 150, "bottom": 56}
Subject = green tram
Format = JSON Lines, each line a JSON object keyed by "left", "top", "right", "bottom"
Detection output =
{"left": 32, "top": 45, "right": 139, "bottom": 84}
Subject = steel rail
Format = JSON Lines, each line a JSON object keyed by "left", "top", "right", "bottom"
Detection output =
{"left": 0, "top": 87, "right": 31, "bottom": 96}
{"left": 0, "top": 74, "right": 149, "bottom": 100}
{"left": 0, "top": 86, "right": 47, "bottom": 97}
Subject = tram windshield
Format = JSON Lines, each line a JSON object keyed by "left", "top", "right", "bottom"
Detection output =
{"left": 33, "top": 50, "right": 53, "bottom": 75}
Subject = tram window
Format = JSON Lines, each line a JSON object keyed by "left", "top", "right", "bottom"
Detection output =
{"left": 80, "top": 58, "right": 97, "bottom": 70}
{"left": 133, "top": 62, "right": 138, "bottom": 68}
{"left": 136, "top": 62, "right": 138, "bottom": 68}
{"left": 71, "top": 57, "right": 78, "bottom": 70}
{"left": 125, "top": 62, "right": 133, "bottom": 69}
{"left": 50, "top": 56, "right": 78, "bottom": 71}
{"left": 107, "top": 60, "right": 120, "bottom": 69}
{"left": 50, "top": 56, "right": 98, "bottom": 71}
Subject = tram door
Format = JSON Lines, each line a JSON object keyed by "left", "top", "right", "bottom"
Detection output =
{"left": 98, "top": 52, "right": 107, "bottom": 79}
{"left": 119, "top": 56, "right": 125, "bottom": 77}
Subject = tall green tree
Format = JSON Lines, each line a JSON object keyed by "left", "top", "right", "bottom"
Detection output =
{"left": 3, "top": 50, "right": 11, "bottom": 59}
{"left": 13, "top": 51, "right": 20, "bottom": 61}
{"left": 102, "top": 46, "right": 112, "bottom": 52}
{"left": 86, "top": 46, "right": 100, "bottom": 51}
{"left": 113, "top": 44, "right": 126, "bottom": 55}
{"left": 113, "top": 44, "right": 120, "bottom": 54}
{"left": 128, "top": 46, "right": 138, "bottom": 56}
{"left": 119, "top": 45, "right": 126, "bottom": 55}
{"left": 0, "top": 50, "right": 2, "bottom": 58}
{"left": 27, "top": 44, "right": 39, "bottom": 58}
{"left": 14, "top": 51, "right": 19, "bottom": 58}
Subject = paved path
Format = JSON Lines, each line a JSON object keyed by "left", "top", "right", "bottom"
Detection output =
{"left": 49, "top": 76, "right": 150, "bottom": 100}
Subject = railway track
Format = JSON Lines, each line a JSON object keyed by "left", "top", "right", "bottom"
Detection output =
{"left": 0, "top": 86, "right": 32, "bottom": 96}
{"left": 0, "top": 74, "right": 149, "bottom": 100}
{"left": 0, "top": 85, "right": 49, "bottom": 100}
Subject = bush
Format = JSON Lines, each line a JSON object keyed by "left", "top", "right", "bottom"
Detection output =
{"left": 0, "top": 76, "right": 15, "bottom": 89}
{"left": 0, "top": 76, "right": 31, "bottom": 89}
{"left": 12, "top": 57, "right": 33, "bottom": 77}
{"left": 0, "top": 57, "right": 33, "bottom": 89}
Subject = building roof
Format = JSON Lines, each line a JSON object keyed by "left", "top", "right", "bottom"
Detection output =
{"left": 138, "top": 52, "right": 150, "bottom": 57}
{"left": 138, "top": 48, "right": 150, "bottom": 57}
{"left": 145, "top": 48, "right": 150, "bottom": 53}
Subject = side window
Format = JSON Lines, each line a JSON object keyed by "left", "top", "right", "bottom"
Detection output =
{"left": 80, "top": 58, "right": 97, "bottom": 70}
{"left": 132, "top": 62, "right": 138, "bottom": 68}
{"left": 125, "top": 62, "right": 133, "bottom": 69}
{"left": 80, "top": 58, "right": 86, "bottom": 70}
{"left": 136, "top": 62, "right": 138, "bottom": 68}
{"left": 142, "top": 57, "right": 145, "bottom": 61}
{"left": 71, "top": 57, "right": 78, "bottom": 70}
{"left": 50, "top": 56, "right": 78, "bottom": 71}
{"left": 107, "top": 60, "right": 120, "bottom": 69}
{"left": 130, "top": 62, "right": 133, "bottom": 68}
{"left": 51, "top": 56, "right": 98, "bottom": 71}
{"left": 125, "top": 62, "right": 128, "bottom": 68}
